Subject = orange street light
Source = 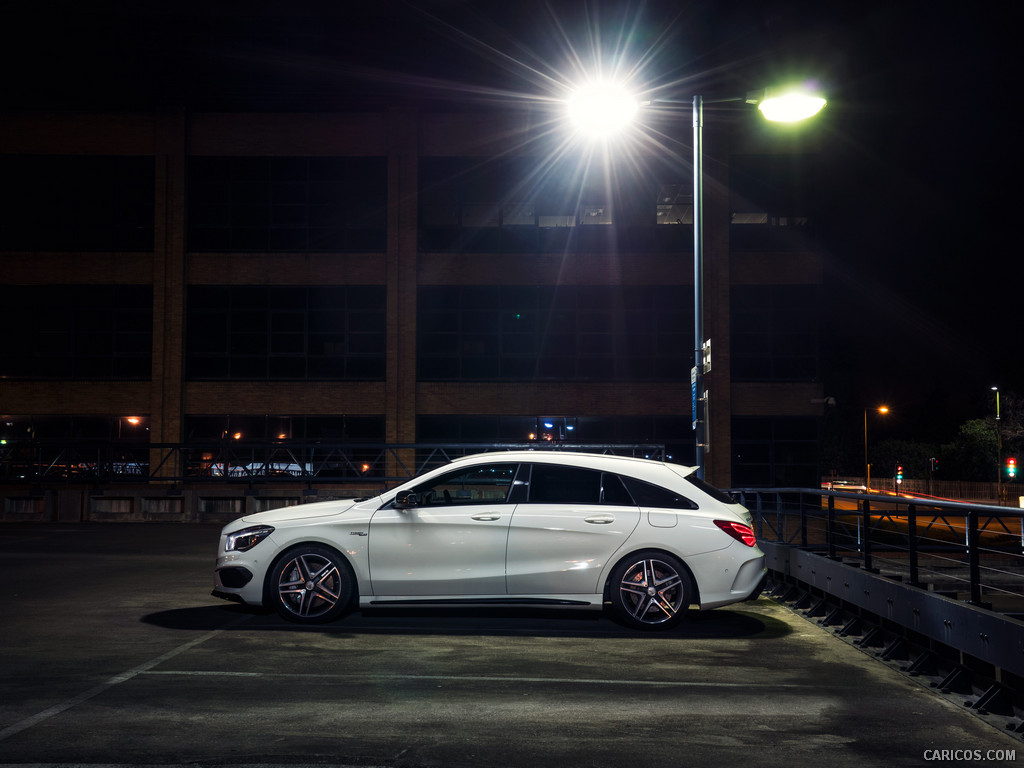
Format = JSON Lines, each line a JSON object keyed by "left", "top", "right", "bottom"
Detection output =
{"left": 864, "top": 406, "right": 890, "bottom": 491}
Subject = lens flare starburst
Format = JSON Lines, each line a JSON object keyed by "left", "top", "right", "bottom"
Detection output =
{"left": 567, "top": 80, "right": 639, "bottom": 138}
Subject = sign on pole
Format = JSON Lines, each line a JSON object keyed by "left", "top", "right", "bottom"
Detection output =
{"left": 691, "top": 366, "right": 698, "bottom": 430}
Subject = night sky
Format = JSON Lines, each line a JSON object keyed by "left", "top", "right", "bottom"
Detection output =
{"left": 1, "top": 0, "right": 1018, "bottom": 446}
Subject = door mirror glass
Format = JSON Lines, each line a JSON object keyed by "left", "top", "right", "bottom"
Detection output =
{"left": 394, "top": 491, "right": 420, "bottom": 509}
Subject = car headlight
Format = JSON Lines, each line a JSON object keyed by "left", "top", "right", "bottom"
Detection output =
{"left": 225, "top": 525, "right": 275, "bottom": 552}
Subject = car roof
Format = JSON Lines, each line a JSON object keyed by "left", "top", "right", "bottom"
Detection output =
{"left": 448, "top": 451, "right": 696, "bottom": 479}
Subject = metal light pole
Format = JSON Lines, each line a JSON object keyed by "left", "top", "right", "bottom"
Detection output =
{"left": 568, "top": 84, "right": 825, "bottom": 481}
{"left": 692, "top": 95, "right": 706, "bottom": 478}
{"left": 993, "top": 386, "right": 1002, "bottom": 503}
{"left": 690, "top": 90, "right": 825, "bottom": 479}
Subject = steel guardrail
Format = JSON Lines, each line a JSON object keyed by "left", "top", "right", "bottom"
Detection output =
{"left": 732, "top": 486, "right": 1024, "bottom": 611}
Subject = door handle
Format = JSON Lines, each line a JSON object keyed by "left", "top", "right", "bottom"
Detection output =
{"left": 584, "top": 514, "right": 615, "bottom": 524}
{"left": 471, "top": 513, "right": 501, "bottom": 521}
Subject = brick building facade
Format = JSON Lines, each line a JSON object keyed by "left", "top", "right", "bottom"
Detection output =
{"left": 0, "top": 104, "right": 824, "bottom": 497}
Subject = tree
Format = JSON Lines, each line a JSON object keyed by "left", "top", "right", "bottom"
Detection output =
{"left": 996, "top": 391, "right": 1024, "bottom": 440}
{"left": 995, "top": 390, "right": 1024, "bottom": 462}
{"left": 941, "top": 418, "right": 998, "bottom": 482}
{"left": 871, "top": 439, "right": 938, "bottom": 482}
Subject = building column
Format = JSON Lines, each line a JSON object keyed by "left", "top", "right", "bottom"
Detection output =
{"left": 149, "top": 109, "right": 187, "bottom": 479}
{"left": 386, "top": 107, "right": 419, "bottom": 473}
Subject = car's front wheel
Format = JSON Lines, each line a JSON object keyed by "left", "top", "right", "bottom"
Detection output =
{"left": 607, "top": 550, "right": 693, "bottom": 630}
{"left": 268, "top": 545, "right": 354, "bottom": 624}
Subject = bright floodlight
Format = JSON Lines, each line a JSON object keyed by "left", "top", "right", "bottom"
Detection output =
{"left": 567, "top": 81, "right": 638, "bottom": 138}
{"left": 757, "top": 90, "right": 827, "bottom": 122}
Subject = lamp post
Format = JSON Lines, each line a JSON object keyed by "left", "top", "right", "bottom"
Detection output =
{"left": 993, "top": 386, "right": 1002, "bottom": 503}
{"left": 692, "top": 95, "right": 707, "bottom": 478}
{"left": 863, "top": 405, "right": 889, "bottom": 491}
{"left": 568, "top": 84, "right": 825, "bottom": 479}
{"left": 690, "top": 90, "right": 826, "bottom": 478}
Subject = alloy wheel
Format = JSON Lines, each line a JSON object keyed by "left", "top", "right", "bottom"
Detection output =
{"left": 617, "top": 557, "right": 686, "bottom": 626}
{"left": 276, "top": 551, "right": 345, "bottom": 620}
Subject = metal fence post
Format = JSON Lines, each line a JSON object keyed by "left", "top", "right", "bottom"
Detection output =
{"left": 862, "top": 497, "right": 873, "bottom": 572}
{"left": 966, "top": 508, "right": 981, "bottom": 605}
{"left": 827, "top": 493, "right": 836, "bottom": 559}
{"left": 776, "top": 492, "right": 783, "bottom": 546}
{"left": 907, "top": 503, "right": 919, "bottom": 587}
{"left": 800, "top": 492, "right": 808, "bottom": 548}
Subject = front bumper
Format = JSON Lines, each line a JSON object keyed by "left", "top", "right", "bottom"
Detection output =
{"left": 216, "top": 565, "right": 254, "bottom": 589}
{"left": 211, "top": 588, "right": 246, "bottom": 604}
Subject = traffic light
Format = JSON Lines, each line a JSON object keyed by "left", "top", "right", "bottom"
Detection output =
{"left": 895, "top": 464, "right": 904, "bottom": 484}
{"left": 1008, "top": 458, "right": 1017, "bottom": 479}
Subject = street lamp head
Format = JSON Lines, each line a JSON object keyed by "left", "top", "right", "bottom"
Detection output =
{"left": 749, "top": 87, "right": 826, "bottom": 122}
{"left": 878, "top": 406, "right": 890, "bottom": 414}
{"left": 567, "top": 80, "right": 638, "bottom": 138}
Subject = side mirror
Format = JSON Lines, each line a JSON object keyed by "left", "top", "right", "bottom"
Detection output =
{"left": 394, "top": 491, "right": 419, "bottom": 510}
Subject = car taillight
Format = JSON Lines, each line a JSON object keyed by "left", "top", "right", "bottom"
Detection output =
{"left": 714, "top": 520, "right": 757, "bottom": 547}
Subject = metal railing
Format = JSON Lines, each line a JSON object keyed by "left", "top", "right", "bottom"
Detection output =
{"left": 0, "top": 440, "right": 669, "bottom": 486}
{"left": 734, "top": 487, "right": 1024, "bottom": 611}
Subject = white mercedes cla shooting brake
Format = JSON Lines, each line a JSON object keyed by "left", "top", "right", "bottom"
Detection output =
{"left": 212, "top": 452, "right": 766, "bottom": 630}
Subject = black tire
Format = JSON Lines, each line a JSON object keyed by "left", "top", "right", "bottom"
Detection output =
{"left": 607, "top": 550, "right": 694, "bottom": 630}
{"left": 268, "top": 545, "right": 355, "bottom": 624}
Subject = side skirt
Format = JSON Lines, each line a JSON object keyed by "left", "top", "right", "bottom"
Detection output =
{"left": 361, "top": 596, "right": 599, "bottom": 608}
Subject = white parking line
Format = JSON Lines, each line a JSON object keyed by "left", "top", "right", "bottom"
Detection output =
{"left": 141, "top": 670, "right": 810, "bottom": 688}
{"left": 0, "top": 615, "right": 252, "bottom": 743}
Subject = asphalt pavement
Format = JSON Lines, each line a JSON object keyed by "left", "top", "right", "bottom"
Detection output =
{"left": 0, "top": 522, "right": 1021, "bottom": 767}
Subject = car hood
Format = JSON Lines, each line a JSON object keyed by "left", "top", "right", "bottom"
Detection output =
{"left": 237, "top": 496, "right": 372, "bottom": 525}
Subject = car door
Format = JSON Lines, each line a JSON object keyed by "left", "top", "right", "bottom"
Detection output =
{"left": 368, "top": 462, "right": 518, "bottom": 596}
{"left": 506, "top": 464, "right": 640, "bottom": 595}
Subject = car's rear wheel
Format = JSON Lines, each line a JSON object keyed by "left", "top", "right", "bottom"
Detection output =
{"left": 607, "top": 550, "right": 693, "bottom": 630}
{"left": 269, "top": 545, "right": 354, "bottom": 624}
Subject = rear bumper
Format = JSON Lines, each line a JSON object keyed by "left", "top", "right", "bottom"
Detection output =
{"left": 745, "top": 569, "right": 768, "bottom": 601}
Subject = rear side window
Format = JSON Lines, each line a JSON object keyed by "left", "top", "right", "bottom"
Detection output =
{"left": 684, "top": 474, "right": 737, "bottom": 505}
{"left": 600, "top": 473, "right": 634, "bottom": 505}
{"left": 621, "top": 476, "right": 699, "bottom": 510}
{"left": 528, "top": 465, "right": 601, "bottom": 504}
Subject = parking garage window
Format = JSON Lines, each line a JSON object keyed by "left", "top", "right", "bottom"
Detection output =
{"left": 184, "top": 415, "right": 385, "bottom": 443}
{"left": 731, "top": 416, "right": 820, "bottom": 488}
{"left": 188, "top": 156, "right": 387, "bottom": 252}
{"left": 419, "top": 156, "right": 688, "bottom": 254}
{"left": 186, "top": 284, "right": 385, "bottom": 380}
{"left": 417, "top": 285, "right": 690, "bottom": 381}
{"left": 0, "top": 285, "right": 153, "bottom": 379}
{"left": 731, "top": 284, "right": 819, "bottom": 381}
{"left": 0, "top": 155, "right": 155, "bottom": 252}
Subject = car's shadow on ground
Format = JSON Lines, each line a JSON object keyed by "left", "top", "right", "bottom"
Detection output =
{"left": 142, "top": 599, "right": 791, "bottom": 639}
